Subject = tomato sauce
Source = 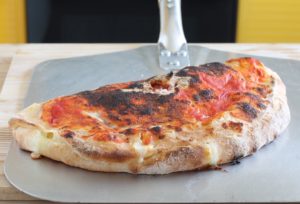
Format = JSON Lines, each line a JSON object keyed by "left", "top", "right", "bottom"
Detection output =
{"left": 41, "top": 58, "right": 270, "bottom": 144}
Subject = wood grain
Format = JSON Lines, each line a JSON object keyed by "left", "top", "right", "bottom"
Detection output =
{"left": 0, "top": 44, "right": 299, "bottom": 203}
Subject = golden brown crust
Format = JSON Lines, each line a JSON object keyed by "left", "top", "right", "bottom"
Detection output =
{"left": 10, "top": 118, "right": 210, "bottom": 174}
{"left": 10, "top": 116, "right": 136, "bottom": 161}
{"left": 9, "top": 58, "right": 290, "bottom": 174}
{"left": 206, "top": 67, "right": 290, "bottom": 165}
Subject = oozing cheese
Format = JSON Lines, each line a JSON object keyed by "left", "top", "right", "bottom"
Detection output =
{"left": 205, "top": 142, "right": 219, "bottom": 165}
{"left": 133, "top": 135, "right": 153, "bottom": 163}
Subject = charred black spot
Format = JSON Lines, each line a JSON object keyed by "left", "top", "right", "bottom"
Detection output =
{"left": 79, "top": 90, "right": 131, "bottom": 109}
{"left": 166, "top": 71, "right": 174, "bottom": 79}
{"left": 121, "top": 128, "right": 135, "bottom": 135}
{"left": 189, "top": 75, "right": 201, "bottom": 86}
{"left": 128, "top": 82, "right": 143, "bottom": 89}
{"left": 238, "top": 102, "right": 257, "bottom": 119}
{"left": 80, "top": 90, "right": 140, "bottom": 111}
{"left": 158, "top": 96, "right": 168, "bottom": 104}
{"left": 231, "top": 159, "right": 241, "bottom": 165}
{"left": 63, "top": 131, "right": 75, "bottom": 139}
{"left": 243, "top": 92, "right": 266, "bottom": 110}
{"left": 193, "top": 94, "right": 200, "bottom": 101}
{"left": 176, "top": 66, "right": 201, "bottom": 77}
{"left": 270, "top": 76, "right": 275, "bottom": 85}
{"left": 139, "top": 107, "right": 153, "bottom": 115}
{"left": 199, "top": 89, "right": 213, "bottom": 100}
{"left": 257, "top": 102, "right": 266, "bottom": 109}
{"left": 108, "top": 114, "right": 121, "bottom": 121}
{"left": 231, "top": 155, "right": 243, "bottom": 165}
{"left": 175, "top": 69, "right": 188, "bottom": 77}
{"left": 245, "top": 92, "right": 261, "bottom": 100}
{"left": 125, "top": 119, "right": 132, "bottom": 125}
{"left": 256, "top": 87, "right": 264, "bottom": 94}
{"left": 158, "top": 94, "right": 174, "bottom": 104}
{"left": 79, "top": 87, "right": 185, "bottom": 124}
{"left": 184, "top": 66, "right": 201, "bottom": 72}
{"left": 150, "top": 126, "right": 161, "bottom": 134}
{"left": 119, "top": 109, "right": 129, "bottom": 115}
{"left": 198, "top": 62, "right": 233, "bottom": 76}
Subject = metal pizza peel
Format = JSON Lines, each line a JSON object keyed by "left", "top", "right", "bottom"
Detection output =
{"left": 4, "top": 0, "right": 300, "bottom": 203}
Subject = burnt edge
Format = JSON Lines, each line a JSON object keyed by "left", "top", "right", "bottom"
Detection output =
{"left": 238, "top": 102, "right": 258, "bottom": 119}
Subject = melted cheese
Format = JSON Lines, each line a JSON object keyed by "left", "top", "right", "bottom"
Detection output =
{"left": 205, "top": 142, "right": 219, "bottom": 165}
{"left": 19, "top": 103, "right": 56, "bottom": 132}
{"left": 82, "top": 111, "right": 104, "bottom": 123}
{"left": 16, "top": 103, "right": 62, "bottom": 155}
{"left": 132, "top": 135, "right": 153, "bottom": 163}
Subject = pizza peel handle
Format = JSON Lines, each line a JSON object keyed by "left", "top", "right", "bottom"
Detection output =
{"left": 158, "top": 0, "right": 190, "bottom": 70}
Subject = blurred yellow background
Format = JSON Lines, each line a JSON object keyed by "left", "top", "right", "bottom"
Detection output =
{"left": 0, "top": 0, "right": 299, "bottom": 43}
{"left": 0, "top": 0, "right": 26, "bottom": 43}
{"left": 237, "top": 0, "right": 300, "bottom": 42}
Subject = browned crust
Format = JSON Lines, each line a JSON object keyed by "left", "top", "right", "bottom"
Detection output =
{"left": 8, "top": 65, "right": 290, "bottom": 174}
{"left": 10, "top": 121, "right": 137, "bottom": 173}
{"left": 209, "top": 68, "right": 290, "bottom": 165}
{"left": 9, "top": 118, "right": 137, "bottom": 164}
{"left": 69, "top": 138, "right": 136, "bottom": 162}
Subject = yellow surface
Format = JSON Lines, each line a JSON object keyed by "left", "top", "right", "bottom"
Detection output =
{"left": 1, "top": 0, "right": 299, "bottom": 43}
{"left": 0, "top": 0, "right": 26, "bottom": 43}
{"left": 237, "top": 0, "right": 300, "bottom": 42}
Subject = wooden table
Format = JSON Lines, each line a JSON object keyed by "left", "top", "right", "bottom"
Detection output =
{"left": 0, "top": 44, "right": 299, "bottom": 203}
